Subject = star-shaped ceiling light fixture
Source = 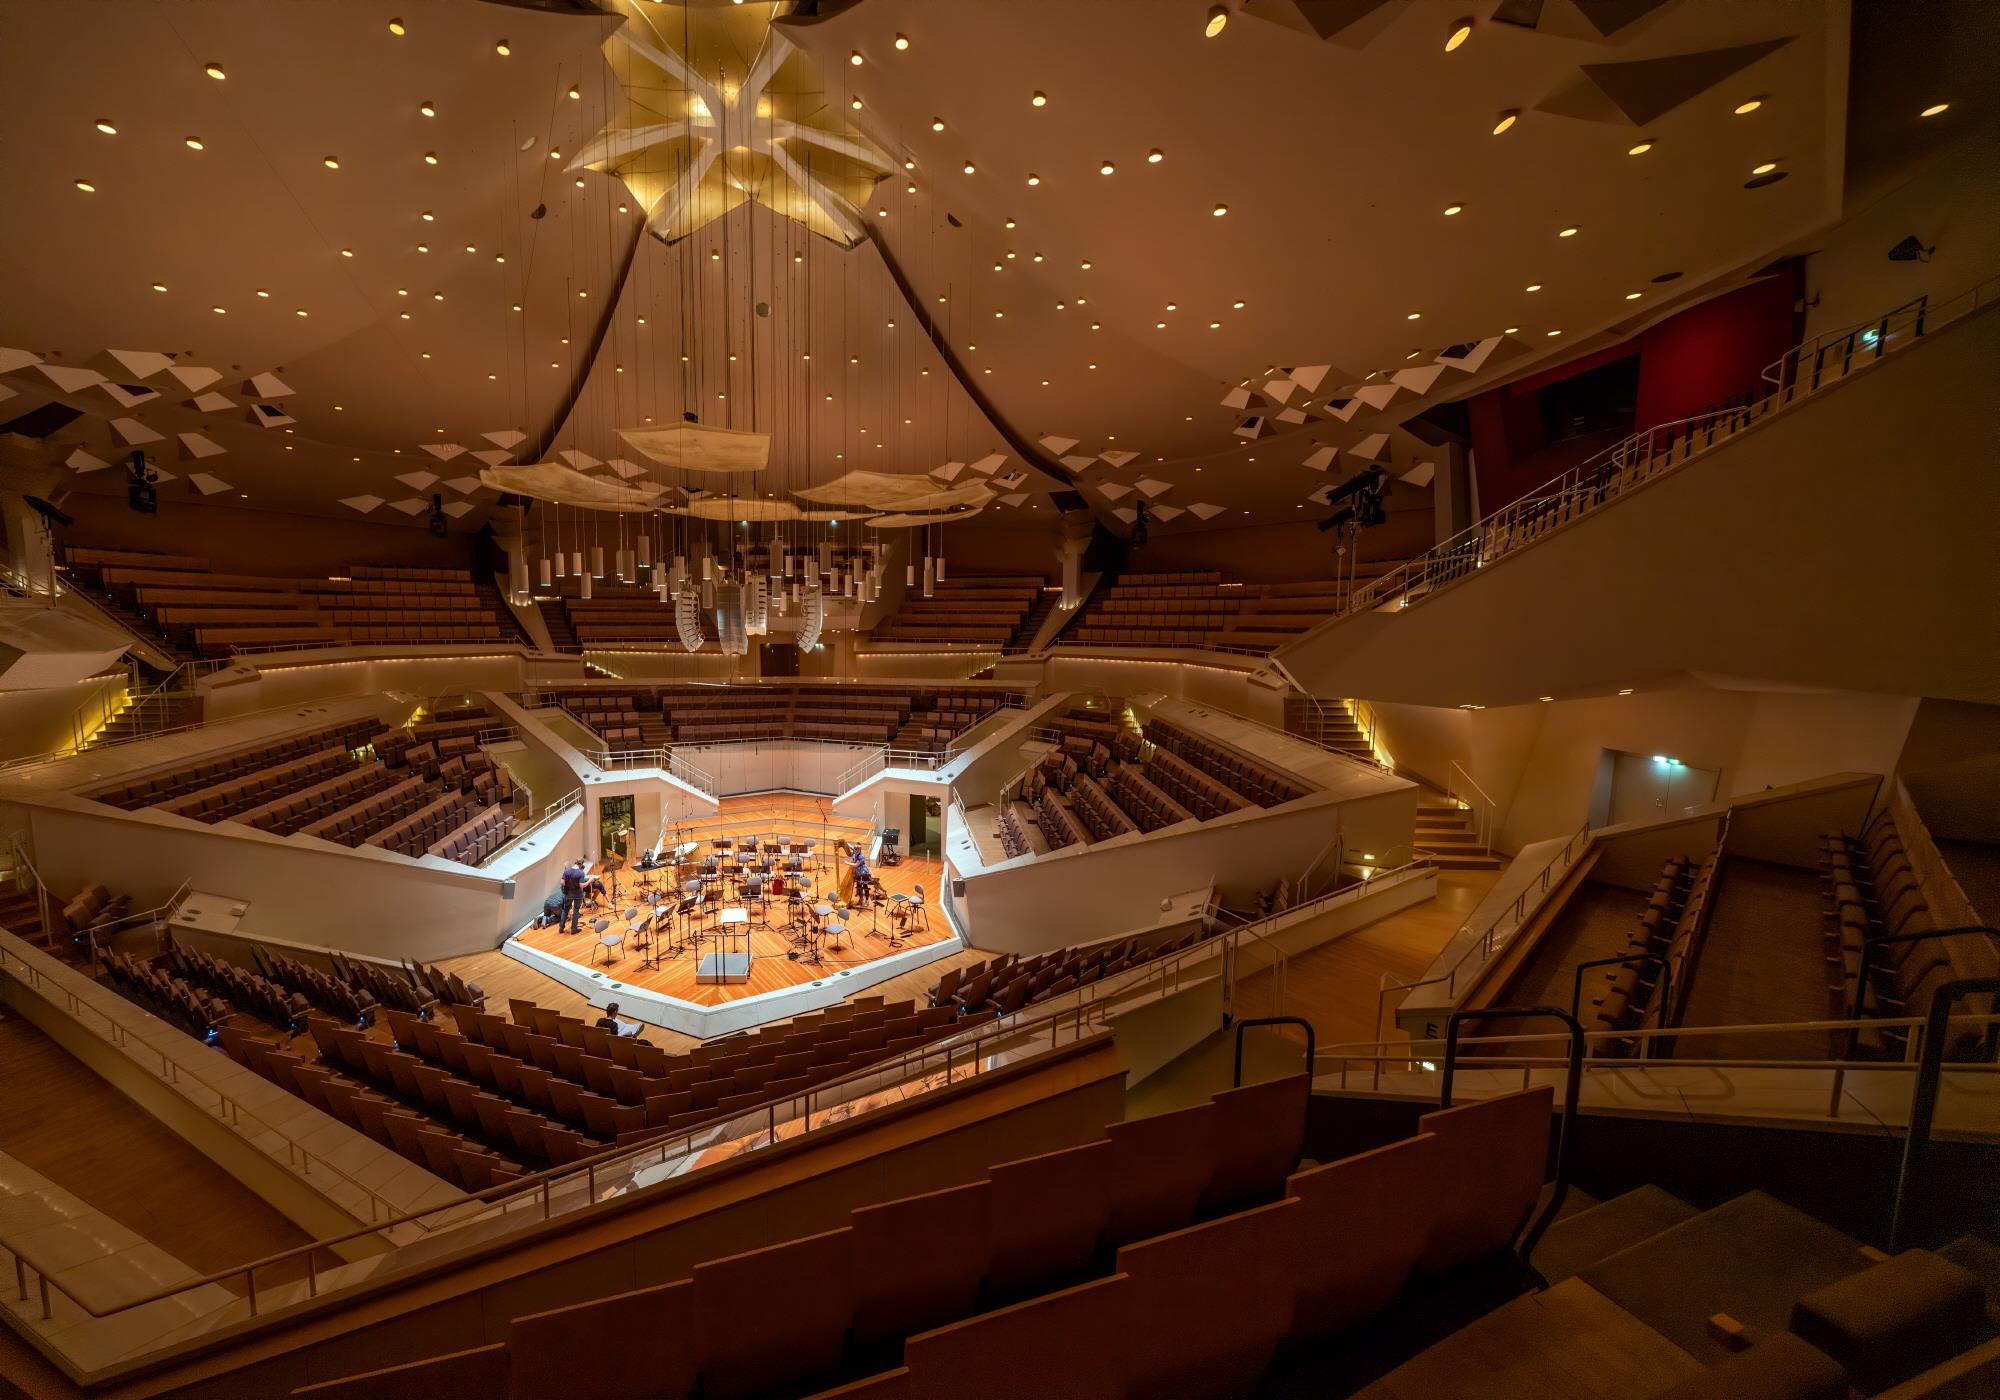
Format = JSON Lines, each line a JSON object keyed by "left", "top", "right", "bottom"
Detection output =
{"left": 572, "top": 1, "right": 894, "bottom": 246}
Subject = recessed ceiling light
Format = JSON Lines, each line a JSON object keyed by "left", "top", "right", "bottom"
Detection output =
{"left": 1155, "top": 322, "right": 1166, "bottom": 329}
{"left": 1032, "top": 91, "right": 1048, "bottom": 107}
{"left": 1546, "top": 329, "right": 1562, "bottom": 336}
{"left": 931, "top": 117, "right": 944, "bottom": 131}
{"left": 1445, "top": 16, "right": 1474, "bottom": 50}
{"left": 255, "top": 288, "right": 269, "bottom": 298}
{"left": 1406, "top": 311, "right": 1422, "bottom": 320}
{"left": 295, "top": 307, "right": 308, "bottom": 317}
{"left": 1627, "top": 139, "right": 1654, "bottom": 155}
{"left": 894, "top": 34, "right": 910, "bottom": 50}
{"left": 495, "top": 40, "right": 510, "bottom": 56}
{"left": 1733, "top": 97, "right": 1761, "bottom": 115}
{"left": 389, "top": 18, "right": 406, "bottom": 35}
{"left": 323, "top": 155, "right": 340, "bottom": 169}
{"left": 1492, "top": 109, "right": 1518, "bottom": 135}
{"left": 1443, "top": 202, "right": 1464, "bottom": 215}
{"left": 1148, "top": 149, "right": 1164, "bottom": 163}
{"left": 1212, "top": 203, "right": 1228, "bottom": 216}
{"left": 419, "top": 101, "right": 436, "bottom": 117}
{"left": 1625, "top": 291, "right": 1642, "bottom": 300}
{"left": 1208, "top": 321, "right": 1221, "bottom": 329}
{"left": 1525, "top": 283, "right": 1542, "bottom": 292}
{"left": 1920, "top": 101, "right": 1950, "bottom": 117}
{"left": 1204, "top": 5, "right": 1228, "bottom": 38}
{"left": 184, "top": 136, "right": 204, "bottom": 150}
{"left": 851, "top": 97, "right": 863, "bottom": 110}
{"left": 416, "top": 243, "right": 428, "bottom": 252}
{"left": 424, "top": 151, "right": 438, "bottom": 164}
{"left": 340, "top": 247, "right": 354, "bottom": 257}
{"left": 1166, "top": 302, "right": 1177, "bottom": 310}
{"left": 1539, "top": 695, "right": 1554, "bottom": 702}
{"left": 1232, "top": 300, "right": 1245, "bottom": 309}
{"left": 1558, "top": 226, "right": 1579, "bottom": 237}
{"left": 1751, "top": 160, "right": 1777, "bottom": 175}
{"left": 211, "top": 305, "right": 225, "bottom": 314}
{"left": 94, "top": 119, "right": 116, "bottom": 135}
{"left": 1099, "top": 160, "right": 1115, "bottom": 175}
{"left": 567, "top": 85, "right": 581, "bottom": 100}
{"left": 1027, "top": 173, "right": 1040, "bottom": 185}
{"left": 74, "top": 178, "right": 96, "bottom": 192}
{"left": 204, "top": 62, "right": 226, "bottom": 80}
{"left": 151, "top": 282, "right": 166, "bottom": 292}
{"left": 1618, "top": 687, "right": 1634, "bottom": 695}
{"left": 849, "top": 50, "right": 863, "bottom": 65}
{"left": 1504, "top": 325, "right": 1519, "bottom": 334}
{"left": 420, "top": 210, "right": 434, "bottom": 221}
{"left": 962, "top": 161, "right": 975, "bottom": 174}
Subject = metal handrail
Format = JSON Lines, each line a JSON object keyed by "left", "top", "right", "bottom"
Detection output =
{"left": 1332, "top": 273, "right": 2000, "bottom": 624}
{"left": 1568, "top": 953, "right": 1670, "bottom": 1058}
{"left": 1446, "top": 760, "right": 1494, "bottom": 851}
{"left": 1233, "top": 1016, "right": 1316, "bottom": 1087}
{"left": 1889, "top": 978, "right": 2000, "bottom": 1251}
{"left": 1373, "top": 819, "right": 1592, "bottom": 1053}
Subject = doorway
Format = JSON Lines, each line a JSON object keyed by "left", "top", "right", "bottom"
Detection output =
{"left": 1604, "top": 751, "right": 1721, "bottom": 827}
{"left": 598, "top": 794, "right": 635, "bottom": 862}
{"left": 907, "top": 793, "right": 942, "bottom": 858}
{"left": 760, "top": 642, "right": 801, "bottom": 677}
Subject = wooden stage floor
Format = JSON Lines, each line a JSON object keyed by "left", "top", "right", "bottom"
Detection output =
{"left": 506, "top": 794, "right": 955, "bottom": 1008}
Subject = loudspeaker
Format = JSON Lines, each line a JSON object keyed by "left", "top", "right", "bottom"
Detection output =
{"left": 500, "top": 878, "right": 517, "bottom": 899}
{"left": 950, "top": 878, "right": 966, "bottom": 898}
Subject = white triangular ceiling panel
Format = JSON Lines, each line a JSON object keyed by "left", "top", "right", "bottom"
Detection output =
{"left": 1151, "top": 503, "right": 1185, "bottom": 521}
{"left": 1220, "top": 386, "right": 1251, "bottom": 410}
{"left": 1112, "top": 507, "right": 1138, "bottom": 524}
{"left": 110, "top": 417, "right": 162, "bottom": 445}
{"left": 1353, "top": 384, "right": 1400, "bottom": 410}
{"left": 1438, "top": 337, "right": 1503, "bottom": 372}
{"left": 1353, "top": 432, "right": 1390, "bottom": 461}
{"left": 482, "top": 429, "right": 527, "bottom": 449}
{"left": 967, "top": 453, "right": 1008, "bottom": 475}
{"left": 559, "top": 449, "right": 600, "bottom": 470}
{"left": 606, "top": 459, "right": 647, "bottom": 480}
{"left": 1133, "top": 477, "right": 1172, "bottom": 499}
{"left": 98, "top": 382, "right": 161, "bottom": 410}
{"left": 190, "top": 391, "right": 235, "bottom": 413}
{"left": 37, "top": 364, "right": 105, "bottom": 394}
{"left": 1061, "top": 454, "right": 1097, "bottom": 471}
{"left": 167, "top": 365, "right": 223, "bottom": 394}
{"left": 176, "top": 432, "right": 225, "bottom": 459}
{"left": 930, "top": 461, "right": 967, "bottom": 481}
{"left": 1262, "top": 378, "right": 1297, "bottom": 403}
{"left": 65, "top": 448, "right": 110, "bottom": 474}
{"left": 443, "top": 476, "right": 483, "bottom": 495}
{"left": 469, "top": 449, "right": 512, "bottom": 465}
{"left": 1099, "top": 450, "right": 1138, "bottom": 467}
{"left": 1038, "top": 434, "right": 1078, "bottom": 455}
{"left": 1303, "top": 445, "right": 1338, "bottom": 471}
{"left": 998, "top": 492, "right": 1028, "bottom": 507}
{"left": 387, "top": 498, "right": 428, "bottom": 516}
{"left": 440, "top": 501, "right": 474, "bottom": 519}
{"left": 1400, "top": 461, "right": 1437, "bottom": 488}
{"left": 245, "top": 372, "right": 293, "bottom": 399}
{"left": 94, "top": 349, "right": 176, "bottom": 381}
{"left": 1290, "top": 365, "right": 1331, "bottom": 393}
{"left": 1187, "top": 502, "right": 1226, "bottom": 520}
{"left": 1276, "top": 407, "right": 1307, "bottom": 425}
{"left": 421, "top": 442, "right": 466, "bottom": 461}
{"left": 1392, "top": 364, "right": 1449, "bottom": 394}
{"left": 186, "top": 472, "right": 232, "bottom": 496}
{"left": 1097, "top": 482, "right": 1133, "bottom": 501}
{"left": 340, "top": 495, "right": 385, "bottom": 513}
{"left": 395, "top": 471, "right": 439, "bottom": 491}
{"left": 0, "top": 348, "right": 44, "bottom": 375}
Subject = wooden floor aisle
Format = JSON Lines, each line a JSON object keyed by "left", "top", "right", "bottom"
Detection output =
{"left": 0, "top": 1014, "right": 314, "bottom": 1276}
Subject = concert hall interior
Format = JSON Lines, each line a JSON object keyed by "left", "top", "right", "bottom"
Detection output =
{"left": 2, "top": 1, "right": 1999, "bottom": 1397}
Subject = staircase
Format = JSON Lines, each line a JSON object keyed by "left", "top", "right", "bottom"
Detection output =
{"left": 0, "top": 885, "right": 54, "bottom": 954}
{"left": 67, "top": 576, "right": 193, "bottom": 665}
{"left": 476, "top": 580, "right": 537, "bottom": 649}
{"left": 1004, "top": 588, "right": 1062, "bottom": 653}
{"left": 1415, "top": 801, "right": 1502, "bottom": 870}
{"left": 537, "top": 600, "right": 581, "bottom": 654}
{"left": 1282, "top": 695, "right": 1377, "bottom": 762}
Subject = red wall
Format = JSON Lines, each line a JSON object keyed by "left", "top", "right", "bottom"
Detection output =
{"left": 1470, "top": 264, "right": 1804, "bottom": 512}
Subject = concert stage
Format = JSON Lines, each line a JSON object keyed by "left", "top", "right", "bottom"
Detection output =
{"left": 502, "top": 795, "right": 961, "bottom": 1038}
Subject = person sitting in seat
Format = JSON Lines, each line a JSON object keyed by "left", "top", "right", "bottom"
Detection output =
{"left": 594, "top": 1001, "right": 641, "bottom": 1038}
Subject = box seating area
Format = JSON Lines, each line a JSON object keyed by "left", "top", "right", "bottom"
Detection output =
{"left": 166, "top": 934, "right": 313, "bottom": 1034}
{"left": 1580, "top": 853, "right": 1721, "bottom": 1051}
{"left": 84, "top": 717, "right": 381, "bottom": 811}
{"left": 872, "top": 574, "right": 1043, "bottom": 645}
{"left": 292, "top": 1083, "right": 1560, "bottom": 1400}
{"left": 1821, "top": 812, "right": 1999, "bottom": 1058}
{"left": 49, "top": 881, "right": 133, "bottom": 953}
{"left": 68, "top": 553, "right": 511, "bottom": 655}
{"left": 1062, "top": 571, "right": 1358, "bottom": 654}
{"left": 430, "top": 804, "right": 511, "bottom": 864}
{"left": 996, "top": 806, "right": 1031, "bottom": 859}
{"left": 929, "top": 925, "right": 1213, "bottom": 1020}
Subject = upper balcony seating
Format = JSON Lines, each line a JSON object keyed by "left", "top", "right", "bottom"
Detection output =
{"left": 83, "top": 718, "right": 382, "bottom": 811}
{"left": 166, "top": 934, "right": 312, "bottom": 1034}
{"left": 67, "top": 550, "right": 510, "bottom": 655}
{"left": 530, "top": 684, "right": 1025, "bottom": 754}
{"left": 292, "top": 1082, "right": 1562, "bottom": 1400}
{"left": 1062, "top": 571, "right": 1365, "bottom": 655}
{"left": 1820, "top": 812, "right": 1998, "bottom": 1059}
{"left": 1574, "top": 851, "right": 1721, "bottom": 1053}
{"left": 873, "top": 574, "right": 1044, "bottom": 646}
{"left": 1143, "top": 718, "right": 1311, "bottom": 808}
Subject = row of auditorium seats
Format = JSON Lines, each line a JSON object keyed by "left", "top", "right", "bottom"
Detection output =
{"left": 1106, "top": 763, "right": 1195, "bottom": 831}
{"left": 292, "top": 1084, "right": 1557, "bottom": 1400}
{"left": 85, "top": 718, "right": 381, "bottom": 810}
{"left": 430, "top": 804, "right": 511, "bottom": 864}
{"left": 1144, "top": 718, "right": 1310, "bottom": 807}
{"left": 167, "top": 935, "right": 312, "bottom": 1033}
{"left": 257, "top": 947, "right": 381, "bottom": 1026}
{"left": 371, "top": 791, "right": 490, "bottom": 860}
{"left": 241, "top": 760, "right": 401, "bottom": 835}
{"left": 872, "top": 574, "right": 1043, "bottom": 646}
{"left": 1035, "top": 784, "right": 1091, "bottom": 850}
{"left": 97, "top": 942, "right": 231, "bottom": 1037}
{"left": 1061, "top": 571, "right": 1369, "bottom": 654}
{"left": 221, "top": 1026, "right": 531, "bottom": 1191}
{"left": 528, "top": 684, "right": 1027, "bottom": 752}
{"left": 66, "top": 549, "right": 513, "bottom": 654}
{"left": 1070, "top": 774, "right": 1138, "bottom": 842}
{"left": 51, "top": 881, "right": 133, "bottom": 952}
{"left": 997, "top": 807, "right": 1030, "bottom": 859}
{"left": 931, "top": 926, "right": 1212, "bottom": 1020}
{"left": 1821, "top": 813, "right": 1998, "bottom": 1058}
{"left": 1581, "top": 854, "right": 1716, "bottom": 1050}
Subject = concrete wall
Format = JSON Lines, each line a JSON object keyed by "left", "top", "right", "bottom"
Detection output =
{"left": 0, "top": 672, "right": 125, "bottom": 764}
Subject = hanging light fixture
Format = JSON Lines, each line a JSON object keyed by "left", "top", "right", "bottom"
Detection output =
{"left": 538, "top": 557, "right": 552, "bottom": 589}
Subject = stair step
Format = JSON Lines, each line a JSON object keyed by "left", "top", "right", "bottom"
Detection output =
{"left": 1416, "top": 830, "right": 1480, "bottom": 846}
{"left": 1418, "top": 851, "right": 1504, "bottom": 870}
{"left": 1533, "top": 1186, "right": 1700, "bottom": 1286}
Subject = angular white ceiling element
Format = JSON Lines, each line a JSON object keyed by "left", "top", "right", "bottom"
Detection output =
{"left": 1392, "top": 363, "right": 1449, "bottom": 394}
{"left": 98, "top": 382, "right": 161, "bottom": 410}
{"left": 421, "top": 442, "right": 466, "bottom": 461}
{"left": 998, "top": 492, "right": 1028, "bottom": 507}
{"left": 1112, "top": 507, "right": 1138, "bottom": 524}
{"left": 1290, "top": 365, "right": 1332, "bottom": 393}
{"left": 93, "top": 349, "right": 176, "bottom": 381}
{"left": 1099, "top": 450, "right": 1139, "bottom": 468}
{"left": 37, "top": 364, "right": 105, "bottom": 394}
{"left": 1303, "top": 445, "right": 1338, "bottom": 471}
{"left": 443, "top": 476, "right": 483, "bottom": 494}
{"left": 1353, "top": 432, "right": 1390, "bottom": 460}
{"left": 1038, "top": 434, "right": 1079, "bottom": 455}
{"left": 1439, "top": 337, "right": 1505, "bottom": 372}
{"left": 482, "top": 429, "right": 528, "bottom": 449}
{"left": 176, "top": 431, "right": 225, "bottom": 459}
{"left": 1233, "top": 415, "right": 1267, "bottom": 439}
{"left": 605, "top": 458, "right": 647, "bottom": 480}
{"left": 1133, "top": 477, "right": 1173, "bottom": 499}
{"left": 395, "top": 471, "right": 439, "bottom": 491}
{"left": 1275, "top": 407, "right": 1308, "bottom": 425}
{"left": 794, "top": 471, "right": 991, "bottom": 510}
{"left": 190, "top": 391, "right": 235, "bottom": 413}
{"left": 1187, "top": 502, "right": 1227, "bottom": 520}
{"left": 186, "top": 472, "right": 232, "bottom": 495}
{"left": 387, "top": 497, "right": 429, "bottom": 515}
{"left": 930, "top": 460, "right": 967, "bottom": 481}
{"left": 1151, "top": 503, "right": 1186, "bottom": 521}
{"left": 65, "top": 448, "right": 110, "bottom": 473}
{"left": 1061, "top": 454, "right": 1097, "bottom": 471}
{"left": 866, "top": 501, "right": 992, "bottom": 527}
{"left": 440, "top": 501, "right": 475, "bottom": 519}
{"left": 340, "top": 495, "right": 386, "bottom": 513}
{"left": 469, "top": 449, "right": 513, "bottom": 466}
{"left": 110, "top": 416, "right": 162, "bottom": 445}
{"left": 166, "top": 365, "right": 224, "bottom": 395}
{"left": 967, "top": 453, "right": 1009, "bottom": 475}
{"left": 245, "top": 372, "right": 294, "bottom": 399}
{"left": 559, "top": 448, "right": 601, "bottom": 470}
{"left": 247, "top": 403, "right": 294, "bottom": 428}
{"left": 1263, "top": 378, "right": 1297, "bottom": 404}
{"left": 480, "top": 461, "right": 669, "bottom": 512}
{"left": 1353, "top": 383, "right": 1401, "bottom": 410}
{"left": 0, "top": 348, "right": 43, "bottom": 375}
{"left": 1400, "top": 461, "right": 1437, "bottom": 487}
{"left": 1097, "top": 482, "right": 1133, "bottom": 501}
{"left": 1220, "top": 386, "right": 1252, "bottom": 410}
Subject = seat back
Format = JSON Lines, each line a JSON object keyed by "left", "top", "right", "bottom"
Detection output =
{"left": 1103, "top": 1102, "right": 1216, "bottom": 1246}
{"left": 290, "top": 1343, "right": 507, "bottom": 1398}
{"left": 850, "top": 1180, "right": 992, "bottom": 1349}
{"left": 1285, "top": 1132, "right": 1445, "bottom": 1346}
{"left": 986, "top": 1138, "right": 1113, "bottom": 1300}
{"left": 1201, "top": 1073, "right": 1308, "bottom": 1214}
{"left": 505, "top": 1279, "right": 696, "bottom": 1400}
{"left": 1414, "top": 1086, "right": 1553, "bottom": 1275}
{"left": 694, "top": 1227, "right": 854, "bottom": 1400}
{"left": 902, "top": 1275, "right": 1129, "bottom": 1400}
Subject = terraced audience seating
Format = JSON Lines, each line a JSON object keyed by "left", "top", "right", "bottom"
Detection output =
{"left": 929, "top": 925, "right": 1212, "bottom": 1020}
{"left": 873, "top": 574, "right": 1044, "bottom": 646}
{"left": 1061, "top": 570, "right": 1385, "bottom": 655}
{"left": 292, "top": 1083, "right": 1559, "bottom": 1400}
{"left": 530, "top": 683, "right": 1026, "bottom": 754}
{"left": 84, "top": 718, "right": 381, "bottom": 810}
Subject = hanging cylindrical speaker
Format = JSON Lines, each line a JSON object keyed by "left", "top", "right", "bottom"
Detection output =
{"left": 580, "top": 572, "right": 593, "bottom": 600}
{"left": 619, "top": 548, "right": 634, "bottom": 581}
{"left": 700, "top": 578, "right": 714, "bottom": 609}
{"left": 700, "top": 554, "right": 712, "bottom": 582}
{"left": 923, "top": 555, "right": 935, "bottom": 598}
{"left": 553, "top": 550, "right": 566, "bottom": 579}
{"left": 782, "top": 550, "right": 794, "bottom": 579}
{"left": 570, "top": 551, "right": 583, "bottom": 578}
{"left": 638, "top": 534, "right": 652, "bottom": 568}
{"left": 906, "top": 562, "right": 916, "bottom": 586}
{"left": 805, "top": 558, "right": 819, "bottom": 587}
{"left": 590, "top": 546, "right": 605, "bottom": 579}
{"left": 538, "top": 557, "right": 552, "bottom": 589}
{"left": 936, "top": 555, "right": 948, "bottom": 583}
